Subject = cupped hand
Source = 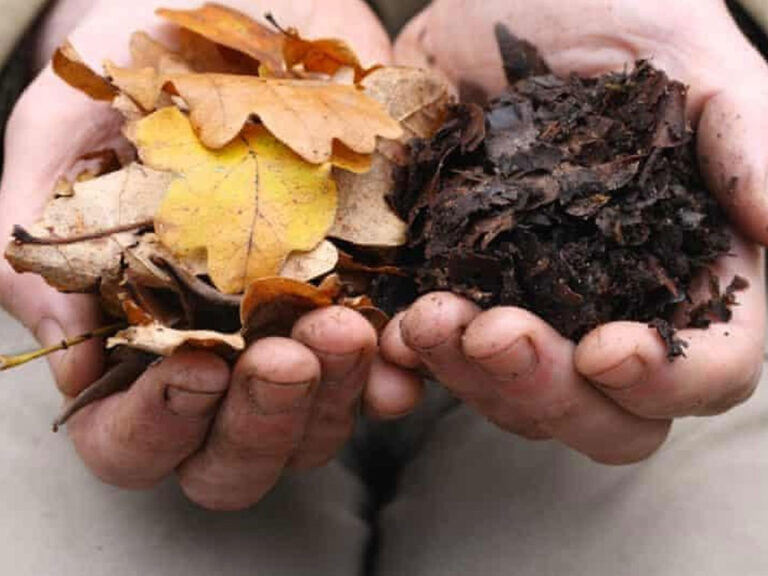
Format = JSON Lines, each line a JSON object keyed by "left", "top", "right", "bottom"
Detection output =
{"left": 0, "top": 0, "right": 390, "bottom": 510}
{"left": 371, "top": 0, "right": 768, "bottom": 464}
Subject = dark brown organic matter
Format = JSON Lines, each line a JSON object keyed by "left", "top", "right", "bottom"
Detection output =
{"left": 386, "top": 30, "right": 739, "bottom": 355}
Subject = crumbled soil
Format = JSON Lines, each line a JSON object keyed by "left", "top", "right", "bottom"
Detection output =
{"left": 376, "top": 31, "right": 742, "bottom": 356}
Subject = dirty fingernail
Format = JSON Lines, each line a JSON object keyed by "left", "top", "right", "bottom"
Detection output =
{"left": 166, "top": 386, "right": 223, "bottom": 417}
{"left": 590, "top": 356, "right": 647, "bottom": 390}
{"left": 248, "top": 379, "right": 313, "bottom": 413}
{"left": 476, "top": 336, "right": 538, "bottom": 380}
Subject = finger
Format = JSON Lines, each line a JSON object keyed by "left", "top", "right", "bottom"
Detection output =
{"left": 398, "top": 293, "right": 552, "bottom": 437}
{"left": 698, "top": 79, "right": 768, "bottom": 246}
{"left": 461, "top": 307, "right": 672, "bottom": 464}
{"left": 576, "top": 236, "right": 766, "bottom": 419}
{"left": 380, "top": 311, "right": 422, "bottom": 370}
{"left": 0, "top": 69, "right": 121, "bottom": 395}
{"left": 364, "top": 355, "right": 425, "bottom": 420}
{"left": 289, "top": 307, "right": 377, "bottom": 469}
{"left": 398, "top": 293, "right": 493, "bottom": 407}
{"left": 67, "top": 351, "right": 229, "bottom": 489}
{"left": 177, "top": 338, "right": 320, "bottom": 511}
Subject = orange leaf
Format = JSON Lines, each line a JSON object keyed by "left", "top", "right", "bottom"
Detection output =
{"left": 165, "top": 73, "right": 402, "bottom": 162}
{"left": 52, "top": 41, "right": 116, "bottom": 101}
{"left": 240, "top": 277, "right": 339, "bottom": 341}
{"left": 282, "top": 29, "right": 366, "bottom": 81}
{"left": 156, "top": 3, "right": 284, "bottom": 73}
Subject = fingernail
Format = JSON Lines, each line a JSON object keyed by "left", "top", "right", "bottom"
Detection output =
{"left": 591, "top": 356, "right": 647, "bottom": 390}
{"left": 476, "top": 336, "right": 538, "bottom": 380}
{"left": 321, "top": 350, "right": 364, "bottom": 387}
{"left": 166, "top": 386, "right": 223, "bottom": 417}
{"left": 248, "top": 379, "right": 313, "bottom": 413}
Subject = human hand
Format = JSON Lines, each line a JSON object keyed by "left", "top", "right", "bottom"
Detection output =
{"left": 0, "top": 0, "right": 390, "bottom": 509}
{"left": 371, "top": 0, "right": 768, "bottom": 464}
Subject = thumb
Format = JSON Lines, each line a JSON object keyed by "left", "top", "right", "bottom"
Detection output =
{"left": 0, "top": 70, "right": 117, "bottom": 396}
{"left": 698, "top": 71, "right": 768, "bottom": 246}
{"left": 0, "top": 267, "right": 105, "bottom": 397}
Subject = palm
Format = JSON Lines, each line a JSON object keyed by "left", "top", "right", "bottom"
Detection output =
{"left": 379, "top": 0, "right": 768, "bottom": 463}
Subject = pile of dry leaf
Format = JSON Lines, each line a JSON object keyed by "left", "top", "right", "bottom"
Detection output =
{"left": 3, "top": 3, "right": 451, "bottom": 426}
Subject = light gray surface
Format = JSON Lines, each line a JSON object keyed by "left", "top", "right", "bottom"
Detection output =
{"left": 0, "top": 311, "right": 368, "bottom": 576}
{"left": 378, "top": 364, "right": 768, "bottom": 575}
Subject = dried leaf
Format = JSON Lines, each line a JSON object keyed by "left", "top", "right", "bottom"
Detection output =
{"left": 240, "top": 277, "right": 337, "bottom": 341}
{"left": 362, "top": 67, "right": 453, "bottom": 140}
{"left": 5, "top": 164, "right": 173, "bottom": 294}
{"left": 52, "top": 41, "right": 116, "bottom": 101}
{"left": 130, "top": 31, "right": 184, "bottom": 70}
{"left": 281, "top": 26, "right": 366, "bottom": 81}
{"left": 330, "top": 67, "right": 451, "bottom": 246}
{"left": 156, "top": 3, "right": 284, "bottom": 72}
{"left": 280, "top": 240, "right": 339, "bottom": 282}
{"left": 108, "top": 323, "right": 244, "bottom": 356}
{"left": 130, "top": 107, "right": 337, "bottom": 294}
{"left": 165, "top": 73, "right": 402, "bottom": 162}
{"left": 104, "top": 61, "right": 167, "bottom": 111}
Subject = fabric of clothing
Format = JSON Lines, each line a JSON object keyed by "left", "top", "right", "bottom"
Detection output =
{"left": 2, "top": 308, "right": 768, "bottom": 575}
{"left": 0, "top": 0, "right": 47, "bottom": 65}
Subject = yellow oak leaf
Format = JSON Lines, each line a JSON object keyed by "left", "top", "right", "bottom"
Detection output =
{"left": 165, "top": 73, "right": 403, "bottom": 162}
{"left": 130, "top": 107, "right": 337, "bottom": 294}
{"left": 156, "top": 3, "right": 285, "bottom": 73}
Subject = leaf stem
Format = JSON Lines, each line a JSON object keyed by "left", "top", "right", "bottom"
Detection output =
{"left": 0, "top": 323, "right": 125, "bottom": 371}
{"left": 151, "top": 256, "right": 242, "bottom": 307}
{"left": 12, "top": 220, "right": 154, "bottom": 246}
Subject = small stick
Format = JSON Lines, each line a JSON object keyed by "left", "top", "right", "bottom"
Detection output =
{"left": 52, "top": 350, "right": 153, "bottom": 432}
{"left": 151, "top": 256, "right": 242, "bottom": 308}
{"left": 0, "top": 323, "right": 125, "bottom": 371}
{"left": 12, "top": 220, "right": 154, "bottom": 246}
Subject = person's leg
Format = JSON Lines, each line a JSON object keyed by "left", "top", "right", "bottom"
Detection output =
{"left": 0, "top": 311, "right": 368, "bottom": 576}
{"left": 376, "top": 367, "right": 768, "bottom": 575}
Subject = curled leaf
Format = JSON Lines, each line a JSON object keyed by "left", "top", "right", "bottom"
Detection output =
{"left": 279, "top": 24, "right": 366, "bottom": 81}
{"left": 240, "top": 277, "right": 339, "bottom": 341}
{"left": 108, "top": 323, "right": 244, "bottom": 357}
{"left": 156, "top": 3, "right": 284, "bottom": 72}
{"left": 53, "top": 41, "right": 117, "bottom": 100}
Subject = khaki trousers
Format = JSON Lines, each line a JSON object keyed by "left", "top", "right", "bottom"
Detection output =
{"left": 1, "top": 309, "right": 767, "bottom": 575}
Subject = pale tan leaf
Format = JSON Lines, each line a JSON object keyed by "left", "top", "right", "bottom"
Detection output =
{"left": 329, "top": 67, "right": 452, "bottom": 247}
{"left": 107, "top": 323, "right": 244, "bottom": 357}
{"left": 280, "top": 240, "right": 338, "bottom": 282}
{"left": 5, "top": 164, "right": 173, "bottom": 293}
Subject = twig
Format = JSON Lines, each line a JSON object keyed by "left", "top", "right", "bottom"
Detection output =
{"left": 52, "top": 349, "right": 153, "bottom": 432}
{"left": 12, "top": 220, "right": 154, "bottom": 246}
{"left": 0, "top": 323, "right": 125, "bottom": 371}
